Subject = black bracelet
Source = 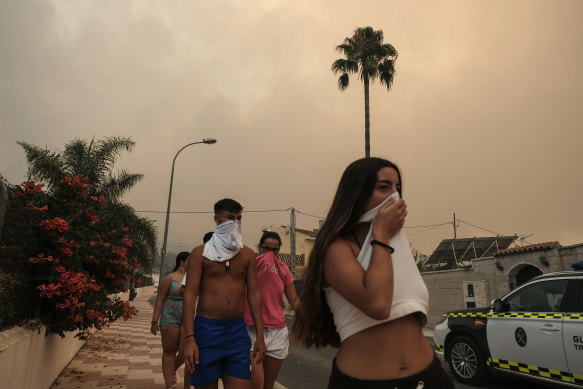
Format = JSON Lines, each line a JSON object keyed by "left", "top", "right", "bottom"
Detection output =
{"left": 185, "top": 334, "right": 194, "bottom": 340}
{"left": 370, "top": 240, "right": 394, "bottom": 253}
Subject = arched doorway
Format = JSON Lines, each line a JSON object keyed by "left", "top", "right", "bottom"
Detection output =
{"left": 516, "top": 265, "right": 543, "bottom": 286}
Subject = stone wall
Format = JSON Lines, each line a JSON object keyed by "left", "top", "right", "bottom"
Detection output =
{"left": 421, "top": 243, "right": 582, "bottom": 328}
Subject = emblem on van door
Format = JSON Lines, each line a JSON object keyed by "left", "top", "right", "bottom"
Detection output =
{"left": 515, "top": 327, "right": 527, "bottom": 347}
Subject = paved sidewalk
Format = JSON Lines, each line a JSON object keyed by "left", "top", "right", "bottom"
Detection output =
{"left": 51, "top": 297, "right": 286, "bottom": 389}
{"left": 50, "top": 297, "right": 208, "bottom": 389}
{"left": 49, "top": 295, "right": 433, "bottom": 389}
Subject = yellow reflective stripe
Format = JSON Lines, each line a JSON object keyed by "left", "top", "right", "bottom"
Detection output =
{"left": 489, "top": 312, "right": 563, "bottom": 319}
{"left": 444, "top": 312, "right": 488, "bottom": 318}
{"left": 444, "top": 312, "right": 583, "bottom": 320}
{"left": 487, "top": 358, "right": 575, "bottom": 383}
{"left": 565, "top": 313, "right": 582, "bottom": 319}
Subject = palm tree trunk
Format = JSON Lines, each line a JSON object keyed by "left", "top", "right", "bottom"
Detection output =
{"left": 363, "top": 75, "right": 371, "bottom": 158}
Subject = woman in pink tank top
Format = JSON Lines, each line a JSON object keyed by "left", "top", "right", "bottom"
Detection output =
{"left": 244, "top": 231, "right": 299, "bottom": 389}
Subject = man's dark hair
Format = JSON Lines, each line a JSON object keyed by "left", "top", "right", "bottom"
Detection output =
{"left": 203, "top": 231, "right": 214, "bottom": 243}
{"left": 214, "top": 198, "right": 243, "bottom": 214}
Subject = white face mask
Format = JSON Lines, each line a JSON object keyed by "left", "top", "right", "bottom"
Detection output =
{"left": 359, "top": 191, "right": 400, "bottom": 223}
{"left": 217, "top": 220, "right": 242, "bottom": 244}
{"left": 202, "top": 220, "right": 243, "bottom": 262}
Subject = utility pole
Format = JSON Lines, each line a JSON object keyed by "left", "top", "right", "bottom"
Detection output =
{"left": 453, "top": 213, "right": 457, "bottom": 239}
{"left": 290, "top": 207, "right": 296, "bottom": 278}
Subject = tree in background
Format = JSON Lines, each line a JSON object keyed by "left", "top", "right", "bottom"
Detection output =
{"left": 18, "top": 136, "right": 142, "bottom": 200}
{"left": 0, "top": 136, "right": 156, "bottom": 337}
{"left": 332, "top": 27, "right": 398, "bottom": 158}
{"left": 17, "top": 136, "right": 156, "bottom": 270}
{"left": 2, "top": 177, "right": 138, "bottom": 337}
{"left": 412, "top": 248, "right": 429, "bottom": 272}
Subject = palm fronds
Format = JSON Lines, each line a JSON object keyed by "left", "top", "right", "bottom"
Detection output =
{"left": 17, "top": 141, "right": 66, "bottom": 190}
{"left": 331, "top": 27, "right": 398, "bottom": 157}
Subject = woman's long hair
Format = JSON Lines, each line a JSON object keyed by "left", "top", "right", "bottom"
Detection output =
{"left": 173, "top": 251, "right": 190, "bottom": 272}
{"left": 293, "top": 157, "right": 402, "bottom": 348}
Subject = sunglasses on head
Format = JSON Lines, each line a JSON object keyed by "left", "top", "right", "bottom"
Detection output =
{"left": 261, "top": 246, "right": 280, "bottom": 252}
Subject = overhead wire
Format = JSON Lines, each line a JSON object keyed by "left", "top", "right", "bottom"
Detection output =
{"left": 457, "top": 218, "right": 504, "bottom": 236}
{"left": 136, "top": 208, "right": 292, "bottom": 214}
{"left": 136, "top": 209, "right": 511, "bottom": 241}
{"left": 408, "top": 224, "right": 449, "bottom": 237}
{"left": 295, "top": 209, "right": 324, "bottom": 219}
{"left": 405, "top": 222, "right": 451, "bottom": 229}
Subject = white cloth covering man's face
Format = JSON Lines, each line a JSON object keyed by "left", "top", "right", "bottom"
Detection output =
{"left": 203, "top": 210, "right": 243, "bottom": 262}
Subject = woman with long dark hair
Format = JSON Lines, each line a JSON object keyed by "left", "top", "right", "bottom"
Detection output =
{"left": 151, "top": 251, "right": 189, "bottom": 388}
{"left": 293, "top": 157, "right": 453, "bottom": 389}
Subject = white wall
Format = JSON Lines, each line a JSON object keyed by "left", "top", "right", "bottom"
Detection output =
{"left": 0, "top": 286, "right": 157, "bottom": 389}
{"left": 0, "top": 326, "right": 86, "bottom": 389}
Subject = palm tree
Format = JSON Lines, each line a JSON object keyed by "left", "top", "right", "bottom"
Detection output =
{"left": 332, "top": 27, "right": 398, "bottom": 157}
{"left": 17, "top": 136, "right": 143, "bottom": 201}
{"left": 17, "top": 136, "right": 156, "bottom": 270}
{"left": 99, "top": 202, "right": 158, "bottom": 272}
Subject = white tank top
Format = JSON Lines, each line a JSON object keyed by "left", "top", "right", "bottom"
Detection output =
{"left": 324, "top": 193, "right": 429, "bottom": 342}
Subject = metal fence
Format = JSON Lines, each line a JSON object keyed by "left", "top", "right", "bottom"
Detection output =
{"left": 0, "top": 175, "right": 154, "bottom": 333}
{"left": 0, "top": 176, "right": 38, "bottom": 332}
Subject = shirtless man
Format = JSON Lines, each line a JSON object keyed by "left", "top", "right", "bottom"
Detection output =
{"left": 183, "top": 199, "right": 266, "bottom": 389}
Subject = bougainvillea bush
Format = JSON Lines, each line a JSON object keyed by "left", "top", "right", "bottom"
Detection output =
{"left": 2, "top": 176, "right": 141, "bottom": 338}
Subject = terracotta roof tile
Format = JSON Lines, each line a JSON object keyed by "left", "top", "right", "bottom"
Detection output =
{"left": 494, "top": 241, "right": 560, "bottom": 257}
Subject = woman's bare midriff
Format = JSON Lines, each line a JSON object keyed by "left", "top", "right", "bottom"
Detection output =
{"left": 335, "top": 314, "right": 434, "bottom": 380}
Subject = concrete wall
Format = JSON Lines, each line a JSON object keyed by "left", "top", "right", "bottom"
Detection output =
{"left": 0, "top": 326, "right": 87, "bottom": 389}
{"left": 0, "top": 286, "right": 156, "bottom": 389}
{"left": 273, "top": 225, "right": 313, "bottom": 257}
{"left": 135, "top": 285, "right": 156, "bottom": 299}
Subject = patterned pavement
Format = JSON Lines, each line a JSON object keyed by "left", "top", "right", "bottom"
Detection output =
{"left": 50, "top": 297, "right": 207, "bottom": 389}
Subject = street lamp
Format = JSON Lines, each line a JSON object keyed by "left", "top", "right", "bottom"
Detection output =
{"left": 158, "top": 138, "right": 217, "bottom": 287}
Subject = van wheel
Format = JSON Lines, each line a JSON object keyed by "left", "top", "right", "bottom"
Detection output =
{"left": 448, "top": 335, "right": 488, "bottom": 385}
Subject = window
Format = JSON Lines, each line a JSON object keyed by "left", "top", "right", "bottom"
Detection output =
{"left": 466, "top": 302, "right": 476, "bottom": 308}
{"left": 467, "top": 284, "right": 474, "bottom": 297}
{"left": 504, "top": 279, "right": 568, "bottom": 312}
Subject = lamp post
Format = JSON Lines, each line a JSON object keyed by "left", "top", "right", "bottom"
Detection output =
{"left": 158, "top": 138, "right": 217, "bottom": 287}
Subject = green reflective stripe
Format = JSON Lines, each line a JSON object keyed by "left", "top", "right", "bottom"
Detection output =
{"left": 573, "top": 372, "right": 583, "bottom": 384}
{"left": 487, "top": 358, "right": 575, "bottom": 383}
{"left": 435, "top": 344, "right": 444, "bottom": 352}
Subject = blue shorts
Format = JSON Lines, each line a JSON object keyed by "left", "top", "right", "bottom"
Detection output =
{"left": 190, "top": 316, "right": 252, "bottom": 386}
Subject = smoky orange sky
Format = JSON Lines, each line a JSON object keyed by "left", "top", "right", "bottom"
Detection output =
{"left": 1, "top": 0, "right": 582, "bottom": 256}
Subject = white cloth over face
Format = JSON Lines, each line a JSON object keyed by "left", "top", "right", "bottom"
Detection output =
{"left": 355, "top": 191, "right": 423, "bottom": 273}
{"left": 323, "top": 191, "right": 429, "bottom": 342}
{"left": 202, "top": 220, "right": 243, "bottom": 262}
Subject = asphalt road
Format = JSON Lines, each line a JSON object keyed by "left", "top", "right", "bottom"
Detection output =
{"left": 278, "top": 317, "right": 558, "bottom": 389}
